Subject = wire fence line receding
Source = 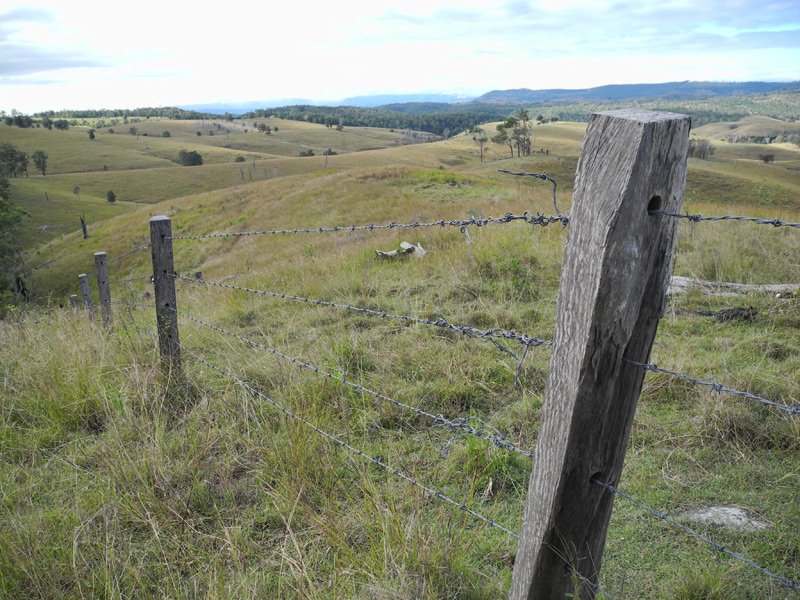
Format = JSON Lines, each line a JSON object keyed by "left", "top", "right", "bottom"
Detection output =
{"left": 165, "top": 211, "right": 567, "bottom": 241}
{"left": 593, "top": 479, "right": 800, "bottom": 592}
{"left": 650, "top": 210, "right": 800, "bottom": 229}
{"left": 172, "top": 307, "right": 535, "bottom": 458}
{"left": 625, "top": 359, "right": 800, "bottom": 417}
{"left": 107, "top": 243, "right": 151, "bottom": 263}
{"left": 171, "top": 273, "right": 552, "bottom": 356}
{"left": 176, "top": 339, "right": 520, "bottom": 538}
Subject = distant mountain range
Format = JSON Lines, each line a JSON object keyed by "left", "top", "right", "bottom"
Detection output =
{"left": 473, "top": 81, "right": 800, "bottom": 103}
{"left": 179, "top": 81, "right": 800, "bottom": 115}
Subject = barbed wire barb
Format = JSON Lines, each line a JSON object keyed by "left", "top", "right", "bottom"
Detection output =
{"left": 594, "top": 479, "right": 800, "bottom": 591}
{"left": 625, "top": 359, "right": 800, "bottom": 417}
{"left": 172, "top": 307, "right": 535, "bottom": 457}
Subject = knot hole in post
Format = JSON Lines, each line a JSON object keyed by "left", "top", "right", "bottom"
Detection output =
{"left": 647, "top": 195, "right": 662, "bottom": 214}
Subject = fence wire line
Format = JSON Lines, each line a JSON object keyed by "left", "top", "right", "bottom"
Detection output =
{"left": 593, "top": 479, "right": 800, "bottom": 592}
{"left": 33, "top": 253, "right": 67, "bottom": 270}
{"left": 625, "top": 359, "right": 800, "bottom": 417}
{"left": 113, "top": 301, "right": 156, "bottom": 309}
{"left": 165, "top": 211, "right": 566, "bottom": 241}
{"left": 176, "top": 339, "right": 519, "bottom": 538}
{"left": 172, "top": 307, "right": 534, "bottom": 458}
{"left": 110, "top": 274, "right": 153, "bottom": 285}
{"left": 651, "top": 210, "right": 800, "bottom": 229}
{"left": 497, "top": 169, "right": 568, "bottom": 222}
{"left": 171, "top": 273, "right": 552, "bottom": 358}
{"left": 108, "top": 243, "right": 151, "bottom": 263}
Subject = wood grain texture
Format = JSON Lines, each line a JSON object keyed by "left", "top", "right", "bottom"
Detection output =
{"left": 510, "top": 109, "right": 690, "bottom": 600}
{"left": 94, "top": 252, "right": 112, "bottom": 324}
{"left": 150, "top": 216, "right": 181, "bottom": 374}
{"left": 78, "top": 274, "right": 92, "bottom": 321}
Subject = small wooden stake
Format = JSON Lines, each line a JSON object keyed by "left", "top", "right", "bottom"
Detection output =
{"left": 94, "top": 252, "right": 112, "bottom": 324}
{"left": 510, "top": 109, "right": 690, "bottom": 600}
{"left": 150, "top": 216, "right": 181, "bottom": 376}
{"left": 78, "top": 274, "right": 93, "bottom": 320}
{"left": 70, "top": 294, "right": 79, "bottom": 309}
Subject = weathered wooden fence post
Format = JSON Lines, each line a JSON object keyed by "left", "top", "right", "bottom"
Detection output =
{"left": 70, "top": 294, "right": 79, "bottom": 309}
{"left": 150, "top": 216, "right": 181, "bottom": 376}
{"left": 94, "top": 252, "right": 112, "bottom": 324}
{"left": 510, "top": 109, "right": 690, "bottom": 600}
{"left": 78, "top": 274, "right": 93, "bottom": 320}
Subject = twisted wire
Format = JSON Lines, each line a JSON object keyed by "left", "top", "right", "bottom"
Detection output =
{"left": 178, "top": 340, "right": 519, "bottom": 538}
{"left": 108, "top": 243, "right": 151, "bottom": 263}
{"left": 651, "top": 210, "right": 800, "bottom": 229}
{"left": 625, "top": 359, "right": 800, "bottom": 417}
{"left": 33, "top": 253, "right": 67, "bottom": 270}
{"left": 172, "top": 307, "right": 534, "bottom": 457}
{"left": 171, "top": 273, "right": 552, "bottom": 356}
{"left": 109, "top": 274, "right": 153, "bottom": 285}
{"left": 594, "top": 479, "right": 800, "bottom": 591}
{"left": 497, "top": 169, "right": 567, "bottom": 222}
{"left": 165, "top": 212, "right": 565, "bottom": 241}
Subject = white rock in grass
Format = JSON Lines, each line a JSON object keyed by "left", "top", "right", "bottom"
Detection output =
{"left": 679, "top": 505, "right": 770, "bottom": 532}
{"left": 376, "top": 241, "right": 427, "bottom": 259}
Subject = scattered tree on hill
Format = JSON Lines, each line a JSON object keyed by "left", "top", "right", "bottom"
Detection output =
{"left": 73, "top": 186, "right": 80, "bottom": 200}
{"left": 336, "top": 118, "right": 344, "bottom": 131}
{"left": 324, "top": 116, "right": 333, "bottom": 128}
{"left": 108, "top": 128, "right": 114, "bottom": 134}
{"left": 31, "top": 150, "right": 48, "bottom": 176}
{"left": 757, "top": 153, "right": 775, "bottom": 164}
{"left": 40, "top": 116, "right": 53, "bottom": 130}
{"left": 472, "top": 126, "right": 488, "bottom": 162}
{"left": 492, "top": 124, "right": 514, "bottom": 157}
{"left": 298, "top": 150, "right": 315, "bottom": 157}
{"left": 322, "top": 148, "right": 337, "bottom": 155}
{"left": 196, "top": 131, "right": 201, "bottom": 136}
{"left": 178, "top": 150, "right": 203, "bottom": 166}
{"left": 106, "top": 190, "right": 116, "bottom": 203}
{"left": 234, "top": 156, "right": 245, "bottom": 162}
{"left": 53, "top": 119, "right": 69, "bottom": 130}
{"left": 162, "top": 131, "right": 171, "bottom": 137}
{"left": 688, "top": 138, "right": 715, "bottom": 160}
{"left": 88, "top": 129, "right": 95, "bottom": 140}
{"left": 129, "top": 126, "right": 138, "bottom": 138}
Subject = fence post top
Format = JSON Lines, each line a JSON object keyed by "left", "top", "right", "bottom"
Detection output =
{"left": 94, "top": 251, "right": 106, "bottom": 258}
{"left": 594, "top": 108, "right": 691, "bottom": 124}
{"left": 150, "top": 215, "right": 170, "bottom": 223}
{"left": 78, "top": 273, "right": 87, "bottom": 278}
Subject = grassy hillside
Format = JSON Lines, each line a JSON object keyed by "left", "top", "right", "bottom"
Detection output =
{"left": 2, "top": 114, "right": 800, "bottom": 599}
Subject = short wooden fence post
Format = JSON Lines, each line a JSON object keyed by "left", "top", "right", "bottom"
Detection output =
{"left": 509, "top": 109, "right": 690, "bottom": 600}
{"left": 70, "top": 294, "right": 79, "bottom": 309}
{"left": 94, "top": 252, "right": 112, "bottom": 324}
{"left": 150, "top": 216, "right": 181, "bottom": 376}
{"left": 78, "top": 274, "right": 93, "bottom": 321}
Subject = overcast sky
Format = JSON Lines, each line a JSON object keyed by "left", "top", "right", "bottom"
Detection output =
{"left": 1, "top": 0, "right": 799, "bottom": 113}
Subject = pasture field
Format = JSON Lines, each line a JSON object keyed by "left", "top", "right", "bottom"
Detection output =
{"left": 2, "top": 112, "right": 800, "bottom": 599}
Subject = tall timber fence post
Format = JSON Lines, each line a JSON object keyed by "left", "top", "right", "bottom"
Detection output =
{"left": 78, "top": 274, "right": 93, "bottom": 321}
{"left": 94, "top": 252, "right": 112, "bottom": 324}
{"left": 150, "top": 216, "right": 182, "bottom": 378}
{"left": 509, "top": 109, "right": 690, "bottom": 600}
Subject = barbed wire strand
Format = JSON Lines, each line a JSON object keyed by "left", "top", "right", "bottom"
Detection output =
{"left": 593, "top": 479, "right": 800, "bottom": 592}
{"left": 110, "top": 274, "right": 153, "bottom": 285}
{"left": 497, "top": 169, "right": 568, "bottom": 223}
{"left": 112, "top": 301, "right": 157, "bottom": 309}
{"left": 176, "top": 339, "right": 519, "bottom": 538}
{"left": 32, "top": 253, "right": 67, "bottom": 270}
{"left": 166, "top": 212, "right": 566, "bottom": 241}
{"left": 108, "top": 243, "right": 151, "bottom": 263}
{"left": 172, "top": 307, "right": 534, "bottom": 457}
{"left": 650, "top": 210, "right": 800, "bottom": 229}
{"left": 114, "top": 312, "right": 616, "bottom": 598}
{"left": 171, "top": 273, "right": 552, "bottom": 358}
{"left": 625, "top": 359, "right": 800, "bottom": 417}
